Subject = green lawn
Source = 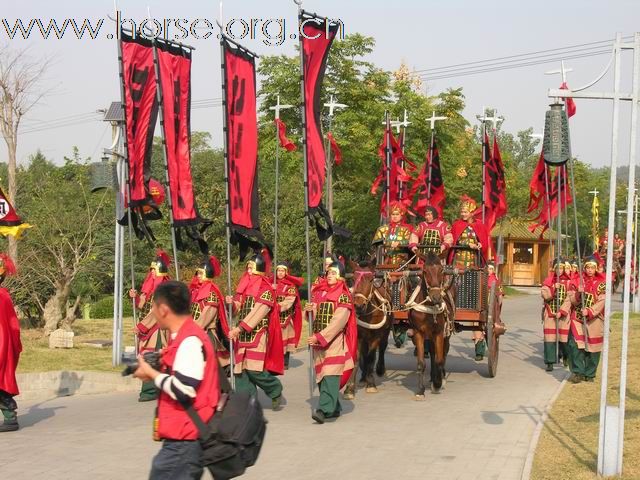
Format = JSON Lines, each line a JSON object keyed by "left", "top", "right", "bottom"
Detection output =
{"left": 531, "top": 313, "right": 640, "bottom": 479}
{"left": 18, "top": 317, "right": 135, "bottom": 374}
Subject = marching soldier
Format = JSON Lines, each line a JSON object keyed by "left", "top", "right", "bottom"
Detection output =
{"left": 273, "top": 261, "right": 303, "bottom": 370}
{"left": 558, "top": 256, "right": 606, "bottom": 383}
{"left": 448, "top": 195, "right": 491, "bottom": 361}
{"left": 313, "top": 253, "right": 339, "bottom": 285}
{"left": 305, "top": 261, "right": 357, "bottom": 424}
{"left": 190, "top": 255, "right": 230, "bottom": 368}
{"left": 129, "top": 249, "right": 171, "bottom": 402}
{"left": 372, "top": 201, "right": 413, "bottom": 267}
{"left": 0, "top": 253, "right": 20, "bottom": 432}
{"left": 570, "top": 259, "right": 579, "bottom": 280}
{"left": 410, "top": 205, "right": 453, "bottom": 256}
{"left": 226, "top": 253, "right": 285, "bottom": 409}
{"left": 540, "top": 259, "right": 571, "bottom": 371}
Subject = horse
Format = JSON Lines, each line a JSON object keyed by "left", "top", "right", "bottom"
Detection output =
{"left": 344, "top": 259, "right": 391, "bottom": 399}
{"left": 407, "top": 252, "right": 455, "bottom": 398}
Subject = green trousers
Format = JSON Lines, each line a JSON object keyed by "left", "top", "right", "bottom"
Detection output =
{"left": 318, "top": 376, "right": 341, "bottom": 416}
{"left": 235, "top": 370, "right": 282, "bottom": 400}
{"left": 0, "top": 390, "right": 17, "bottom": 422}
{"left": 567, "top": 330, "right": 601, "bottom": 379}
{"left": 544, "top": 341, "right": 568, "bottom": 365}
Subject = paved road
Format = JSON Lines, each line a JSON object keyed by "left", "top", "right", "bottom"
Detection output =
{"left": 2, "top": 294, "right": 572, "bottom": 480}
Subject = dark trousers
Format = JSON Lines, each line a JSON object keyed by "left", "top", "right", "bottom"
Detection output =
{"left": 318, "top": 376, "right": 341, "bottom": 415}
{"left": 149, "top": 439, "right": 203, "bottom": 480}
{"left": 235, "top": 370, "right": 282, "bottom": 399}
{"left": 0, "top": 390, "right": 17, "bottom": 422}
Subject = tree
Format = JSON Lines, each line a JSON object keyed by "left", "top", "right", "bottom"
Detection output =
{"left": 9, "top": 149, "right": 112, "bottom": 334}
{"left": 0, "top": 44, "right": 50, "bottom": 262}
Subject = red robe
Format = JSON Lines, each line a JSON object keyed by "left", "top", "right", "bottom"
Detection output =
{"left": 310, "top": 279, "right": 357, "bottom": 388}
{"left": 192, "top": 280, "right": 230, "bottom": 337}
{"left": 275, "top": 274, "right": 304, "bottom": 349}
{"left": 0, "top": 288, "right": 21, "bottom": 395}
{"left": 234, "top": 273, "right": 285, "bottom": 375}
{"left": 449, "top": 218, "right": 490, "bottom": 264}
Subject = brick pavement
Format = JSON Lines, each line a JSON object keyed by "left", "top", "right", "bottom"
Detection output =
{"left": 1, "top": 294, "right": 571, "bottom": 480}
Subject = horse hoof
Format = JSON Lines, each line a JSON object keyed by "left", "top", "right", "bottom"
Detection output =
{"left": 365, "top": 386, "right": 378, "bottom": 394}
{"left": 414, "top": 394, "right": 426, "bottom": 401}
{"left": 376, "top": 368, "right": 386, "bottom": 377}
{"left": 343, "top": 392, "right": 355, "bottom": 400}
{"left": 358, "top": 380, "right": 366, "bottom": 387}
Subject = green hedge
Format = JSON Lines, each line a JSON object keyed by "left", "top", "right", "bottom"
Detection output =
{"left": 90, "top": 296, "right": 133, "bottom": 319}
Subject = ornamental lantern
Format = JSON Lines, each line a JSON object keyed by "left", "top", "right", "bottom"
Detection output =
{"left": 542, "top": 102, "right": 571, "bottom": 166}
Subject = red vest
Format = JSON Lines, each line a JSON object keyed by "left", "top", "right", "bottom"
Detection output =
{"left": 157, "top": 318, "right": 220, "bottom": 440}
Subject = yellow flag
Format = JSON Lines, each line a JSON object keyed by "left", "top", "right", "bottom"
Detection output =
{"left": 592, "top": 195, "right": 600, "bottom": 250}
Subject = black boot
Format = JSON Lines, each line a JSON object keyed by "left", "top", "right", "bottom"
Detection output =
{"left": 545, "top": 363, "right": 554, "bottom": 372}
{"left": 312, "top": 409, "right": 326, "bottom": 424}
{"left": 0, "top": 418, "right": 18, "bottom": 432}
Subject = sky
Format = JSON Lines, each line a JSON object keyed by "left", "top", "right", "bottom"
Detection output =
{"left": 3, "top": 0, "right": 640, "bottom": 170}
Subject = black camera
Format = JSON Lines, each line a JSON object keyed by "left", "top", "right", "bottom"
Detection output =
{"left": 121, "top": 351, "right": 162, "bottom": 376}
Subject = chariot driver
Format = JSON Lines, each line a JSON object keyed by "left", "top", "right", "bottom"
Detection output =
{"left": 190, "top": 255, "right": 230, "bottom": 368}
{"left": 409, "top": 205, "right": 453, "bottom": 256}
{"left": 129, "top": 249, "right": 171, "bottom": 402}
{"left": 448, "top": 196, "right": 491, "bottom": 361}
{"left": 371, "top": 202, "right": 413, "bottom": 267}
{"left": 558, "top": 255, "right": 606, "bottom": 383}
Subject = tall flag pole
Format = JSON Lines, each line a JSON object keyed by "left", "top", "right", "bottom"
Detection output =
{"left": 411, "top": 111, "right": 446, "bottom": 218}
{"left": 426, "top": 111, "right": 447, "bottom": 202}
{"left": 269, "top": 94, "right": 294, "bottom": 283}
{"left": 323, "top": 94, "right": 347, "bottom": 255}
{"left": 397, "top": 110, "right": 411, "bottom": 202}
{"left": 590, "top": 189, "right": 600, "bottom": 252}
{"left": 150, "top": 39, "right": 185, "bottom": 279}
{"left": 477, "top": 107, "right": 489, "bottom": 224}
{"left": 297, "top": 0, "right": 340, "bottom": 411}
{"left": 385, "top": 112, "right": 392, "bottom": 221}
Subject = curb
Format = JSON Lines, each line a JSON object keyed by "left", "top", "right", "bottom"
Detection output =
{"left": 15, "top": 370, "right": 139, "bottom": 402}
{"left": 520, "top": 371, "right": 571, "bottom": 480}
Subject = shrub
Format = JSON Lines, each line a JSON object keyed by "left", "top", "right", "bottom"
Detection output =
{"left": 90, "top": 296, "right": 133, "bottom": 319}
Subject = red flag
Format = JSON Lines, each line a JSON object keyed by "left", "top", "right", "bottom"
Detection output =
{"left": 411, "top": 136, "right": 445, "bottom": 218}
{"left": 300, "top": 13, "right": 340, "bottom": 240}
{"left": 120, "top": 32, "right": 158, "bottom": 208}
{"left": 560, "top": 82, "right": 576, "bottom": 118}
{"left": 483, "top": 133, "right": 507, "bottom": 231}
{"left": 527, "top": 151, "right": 551, "bottom": 213}
{"left": 327, "top": 132, "right": 342, "bottom": 166}
{"left": 371, "top": 125, "right": 412, "bottom": 215}
{"left": 528, "top": 165, "right": 572, "bottom": 236}
{"left": 222, "top": 38, "right": 265, "bottom": 257}
{"left": 274, "top": 118, "right": 296, "bottom": 152}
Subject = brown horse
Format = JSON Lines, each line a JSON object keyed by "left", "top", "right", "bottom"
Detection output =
{"left": 344, "top": 260, "right": 391, "bottom": 399}
{"left": 407, "top": 252, "right": 455, "bottom": 398}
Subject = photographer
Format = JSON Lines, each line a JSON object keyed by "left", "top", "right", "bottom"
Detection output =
{"left": 133, "top": 281, "right": 220, "bottom": 480}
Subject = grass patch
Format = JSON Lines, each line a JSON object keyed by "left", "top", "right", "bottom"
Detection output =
{"left": 18, "top": 317, "right": 135, "bottom": 374}
{"left": 531, "top": 313, "right": 640, "bottom": 479}
{"left": 503, "top": 285, "right": 526, "bottom": 296}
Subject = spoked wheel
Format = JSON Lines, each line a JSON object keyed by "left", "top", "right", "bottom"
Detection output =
{"left": 486, "top": 285, "right": 500, "bottom": 378}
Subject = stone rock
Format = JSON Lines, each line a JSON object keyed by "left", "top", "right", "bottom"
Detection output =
{"left": 49, "top": 329, "right": 74, "bottom": 349}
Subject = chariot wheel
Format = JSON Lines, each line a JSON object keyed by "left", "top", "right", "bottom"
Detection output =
{"left": 486, "top": 284, "right": 500, "bottom": 378}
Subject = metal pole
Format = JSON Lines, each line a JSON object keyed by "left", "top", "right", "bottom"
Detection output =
{"left": 117, "top": 163, "right": 126, "bottom": 363}
{"left": 325, "top": 114, "right": 334, "bottom": 255}
{"left": 543, "top": 164, "right": 554, "bottom": 264}
{"left": 427, "top": 130, "right": 435, "bottom": 201}
{"left": 298, "top": 3, "right": 316, "bottom": 413}
{"left": 598, "top": 32, "right": 622, "bottom": 477}
{"left": 115, "top": 30, "right": 139, "bottom": 363}
{"left": 385, "top": 111, "right": 391, "bottom": 222}
{"left": 112, "top": 158, "right": 122, "bottom": 366}
{"left": 219, "top": 33, "right": 235, "bottom": 390}
{"left": 633, "top": 189, "right": 640, "bottom": 313}
{"left": 616, "top": 31, "right": 640, "bottom": 475}
{"left": 150, "top": 41, "right": 181, "bottom": 280}
{"left": 481, "top": 119, "right": 487, "bottom": 224}
{"left": 273, "top": 114, "right": 281, "bottom": 283}
{"left": 563, "top": 165, "right": 571, "bottom": 255}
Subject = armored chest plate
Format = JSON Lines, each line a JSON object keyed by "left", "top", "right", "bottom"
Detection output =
{"left": 576, "top": 292, "right": 595, "bottom": 322}
{"left": 277, "top": 295, "right": 293, "bottom": 325}
{"left": 549, "top": 284, "right": 567, "bottom": 314}
{"left": 313, "top": 301, "right": 334, "bottom": 333}
{"left": 140, "top": 295, "right": 154, "bottom": 318}
{"left": 191, "top": 302, "right": 202, "bottom": 321}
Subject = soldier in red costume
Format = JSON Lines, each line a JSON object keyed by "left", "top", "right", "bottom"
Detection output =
{"left": 410, "top": 205, "right": 453, "bottom": 256}
{"left": 371, "top": 202, "right": 414, "bottom": 267}
{"left": 305, "top": 261, "right": 357, "bottom": 424}
{"left": 226, "top": 253, "right": 284, "bottom": 409}
{"left": 448, "top": 195, "right": 491, "bottom": 360}
{"left": 558, "top": 255, "right": 606, "bottom": 383}
{"left": 190, "top": 256, "right": 230, "bottom": 368}
{"left": 273, "top": 261, "right": 303, "bottom": 370}
{"left": 540, "top": 259, "right": 571, "bottom": 371}
{"left": 129, "top": 249, "right": 172, "bottom": 402}
{"left": 0, "top": 254, "right": 20, "bottom": 432}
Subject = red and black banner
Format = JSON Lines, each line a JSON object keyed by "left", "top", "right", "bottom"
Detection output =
{"left": 371, "top": 124, "right": 412, "bottom": 216}
{"left": 222, "top": 38, "right": 264, "bottom": 258}
{"left": 300, "top": 12, "right": 340, "bottom": 240}
{"left": 156, "top": 41, "right": 210, "bottom": 252}
{"left": 527, "top": 151, "right": 550, "bottom": 214}
{"left": 483, "top": 133, "right": 508, "bottom": 231}
{"left": 327, "top": 132, "right": 342, "bottom": 166}
{"left": 528, "top": 165, "right": 573, "bottom": 236}
{"left": 411, "top": 136, "right": 445, "bottom": 218}
{"left": 120, "top": 32, "right": 158, "bottom": 209}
